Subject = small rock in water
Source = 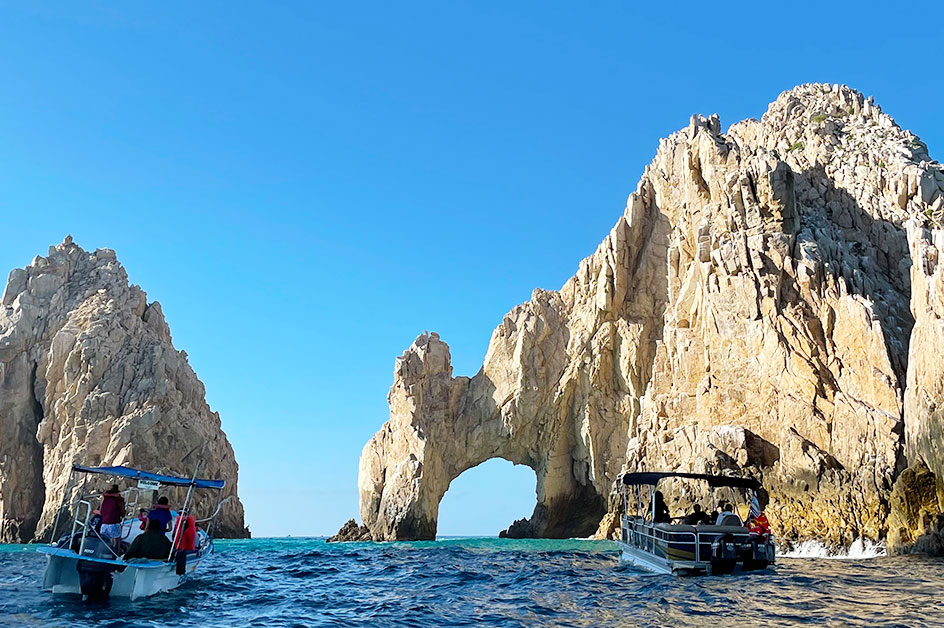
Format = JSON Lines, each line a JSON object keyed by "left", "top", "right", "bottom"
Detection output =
{"left": 328, "top": 518, "right": 373, "bottom": 542}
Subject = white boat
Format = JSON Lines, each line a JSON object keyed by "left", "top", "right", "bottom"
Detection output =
{"left": 38, "top": 463, "right": 229, "bottom": 600}
{"left": 617, "top": 472, "right": 776, "bottom": 576}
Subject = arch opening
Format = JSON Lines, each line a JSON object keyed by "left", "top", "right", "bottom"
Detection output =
{"left": 436, "top": 458, "right": 536, "bottom": 538}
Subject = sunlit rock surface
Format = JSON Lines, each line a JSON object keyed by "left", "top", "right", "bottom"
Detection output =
{"left": 0, "top": 238, "right": 247, "bottom": 541}
{"left": 359, "top": 84, "right": 944, "bottom": 551}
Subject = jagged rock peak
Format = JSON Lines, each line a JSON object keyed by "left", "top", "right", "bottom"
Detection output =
{"left": 0, "top": 238, "right": 247, "bottom": 541}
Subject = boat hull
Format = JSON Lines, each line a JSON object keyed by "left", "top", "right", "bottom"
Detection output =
{"left": 617, "top": 541, "right": 773, "bottom": 576}
{"left": 38, "top": 544, "right": 211, "bottom": 600}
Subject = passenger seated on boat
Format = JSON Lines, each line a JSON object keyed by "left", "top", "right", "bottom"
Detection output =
{"left": 99, "top": 484, "right": 126, "bottom": 548}
{"left": 124, "top": 518, "right": 172, "bottom": 560}
{"left": 147, "top": 497, "right": 173, "bottom": 533}
{"left": 714, "top": 503, "right": 742, "bottom": 526}
{"left": 654, "top": 491, "right": 671, "bottom": 523}
{"left": 88, "top": 510, "right": 103, "bottom": 536}
{"left": 137, "top": 508, "right": 148, "bottom": 530}
{"left": 684, "top": 504, "right": 711, "bottom": 525}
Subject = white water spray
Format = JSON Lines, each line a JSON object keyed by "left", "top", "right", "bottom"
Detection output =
{"left": 779, "top": 537, "right": 886, "bottom": 559}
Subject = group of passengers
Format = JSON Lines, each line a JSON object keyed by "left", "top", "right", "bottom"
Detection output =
{"left": 652, "top": 491, "right": 771, "bottom": 536}
{"left": 91, "top": 485, "right": 198, "bottom": 560}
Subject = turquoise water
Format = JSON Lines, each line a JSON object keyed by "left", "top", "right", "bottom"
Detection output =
{"left": 2, "top": 537, "right": 944, "bottom": 626}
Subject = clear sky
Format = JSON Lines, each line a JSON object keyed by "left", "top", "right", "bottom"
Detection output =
{"left": 1, "top": 2, "right": 941, "bottom": 537}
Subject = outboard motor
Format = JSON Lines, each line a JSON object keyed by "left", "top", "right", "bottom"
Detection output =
{"left": 76, "top": 537, "right": 119, "bottom": 600}
{"left": 710, "top": 533, "right": 738, "bottom": 575}
{"left": 741, "top": 536, "right": 770, "bottom": 571}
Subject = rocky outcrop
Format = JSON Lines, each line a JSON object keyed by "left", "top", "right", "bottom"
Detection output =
{"left": 886, "top": 461, "right": 943, "bottom": 554}
{"left": 0, "top": 237, "right": 247, "bottom": 542}
{"left": 327, "top": 518, "right": 372, "bottom": 542}
{"left": 359, "top": 84, "right": 944, "bottom": 550}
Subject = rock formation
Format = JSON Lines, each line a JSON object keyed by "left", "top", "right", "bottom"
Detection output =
{"left": 358, "top": 84, "right": 944, "bottom": 552}
{"left": 327, "top": 518, "right": 372, "bottom": 542}
{"left": 887, "top": 221, "right": 944, "bottom": 552}
{"left": 0, "top": 237, "right": 247, "bottom": 542}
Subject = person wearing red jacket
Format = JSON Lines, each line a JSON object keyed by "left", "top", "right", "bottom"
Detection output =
{"left": 748, "top": 512, "right": 771, "bottom": 537}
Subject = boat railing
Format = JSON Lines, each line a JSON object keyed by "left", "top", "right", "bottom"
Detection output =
{"left": 623, "top": 516, "right": 760, "bottom": 563}
{"left": 70, "top": 499, "right": 92, "bottom": 555}
{"left": 196, "top": 495, "right": 232, "bottom": 525}
{"left": 623, "top": 517, "right": 701, "bottom": 561}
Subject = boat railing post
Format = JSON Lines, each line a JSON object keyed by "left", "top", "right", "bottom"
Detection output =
{"left": 70, "top": 499, "right": 86, "bottom": 540}
{"left": 207, "top": 491, "right": 224, "bottom": 538}
{"left": 169, "top": 459, "right": 203, "bottom": 561}
{"left": 123, "top": 487, "right": 139, "bottom": 540}
{"left": 75, "top": 500, "right": 92, "bottom": 556}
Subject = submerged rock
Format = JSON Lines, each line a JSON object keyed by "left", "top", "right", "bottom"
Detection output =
{"left": 0, "top": 237, "right": 248, "bottom": 541}
{"left": 358, "top": 83, "right": 944, "bottom": 551}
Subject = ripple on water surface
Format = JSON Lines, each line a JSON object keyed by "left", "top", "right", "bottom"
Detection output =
{"left": 1, "top": 538, "right": 943, "bottom": 627}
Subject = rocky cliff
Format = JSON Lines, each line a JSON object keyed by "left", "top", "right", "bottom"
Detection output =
{"left": 358, "top": 84, "right": 944, "bottom": 551}
{"left": 0, "top": 237, "right": 247, "bottom": 542}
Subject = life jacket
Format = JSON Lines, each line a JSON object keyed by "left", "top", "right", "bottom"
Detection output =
{"left": 173, "top": 514, "right": 197, "bottom": 551}
{"left": 755, "top": 513, "right": 770, "bottom": 533}
{"left": 147, "top": 503, "right": 173, "bottom": 532}
{"left": 750, "top": 513, "right": 771, "bottom": 537}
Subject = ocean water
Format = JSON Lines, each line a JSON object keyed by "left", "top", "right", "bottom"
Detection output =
{"left": 2, "top": 537, "right": 943, "bottom": 627}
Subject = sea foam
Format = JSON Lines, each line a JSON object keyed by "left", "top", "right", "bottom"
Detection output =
{"left": 779, "top": 537, "right": 886, "bottom": 559}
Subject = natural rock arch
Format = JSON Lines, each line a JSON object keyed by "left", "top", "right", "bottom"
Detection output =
{"left": 358, "top": 330, "right": 626, "bottom": 540}
{"left": 359, "top": 84, "right": 944, "bottom": 549}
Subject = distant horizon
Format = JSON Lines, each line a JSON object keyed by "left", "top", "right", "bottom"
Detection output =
{"left": 1, "top": 3, "right": 942, "bottom": 537}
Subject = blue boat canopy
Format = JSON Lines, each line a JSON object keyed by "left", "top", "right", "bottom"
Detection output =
{"left": 72, "top": 464, "right": 225, "bottom": 489}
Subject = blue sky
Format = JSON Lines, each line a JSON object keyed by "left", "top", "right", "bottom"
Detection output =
{"left": 0, "top": 2, "right": 941, "bottom": 537}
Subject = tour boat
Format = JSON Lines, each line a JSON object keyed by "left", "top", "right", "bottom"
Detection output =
{"left": 38, "top": 463, "right": 229, "bottom": 600}
{"left": 617, "top": 471, "right": 776, "bottom": 576}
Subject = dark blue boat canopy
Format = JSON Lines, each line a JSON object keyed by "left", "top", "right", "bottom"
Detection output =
{"left": 622, "top": 471, "right": 761, "bottom": 491}
{"left": 72, "top": 464, "right": 225, "bottom": 489}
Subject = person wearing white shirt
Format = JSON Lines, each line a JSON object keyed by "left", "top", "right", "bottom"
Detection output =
{"left": 715, "top": 502, "right": 742, "bottom": 526}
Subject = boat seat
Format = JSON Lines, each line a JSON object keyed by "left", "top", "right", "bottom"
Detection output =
{"left": 654, "top": 523, "right": 697, "bottom": 533}
{"left": 694, "top": 524, "right": 749, "bottom": 533}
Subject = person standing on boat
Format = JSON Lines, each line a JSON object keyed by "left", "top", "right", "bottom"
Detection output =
{"left": 654, "top": 491, "right": 671, "bottom": 523}
{"left": 147, "top": 497, "right": 173, "bottom": 533}
{"left": 99, "top": 485, "right": 126, "bottom": 548}
{"left": 124, "top": 518, "right": 172, "bottom": 560}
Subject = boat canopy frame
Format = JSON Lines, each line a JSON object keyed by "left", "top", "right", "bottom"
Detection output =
{"left": 49, "top": 461, "right": 227, "bottom": 556}
{"left": 72, "top": 464, "right": 225, "bottom": 489}
{"left": 622, "top": 472, "right": 761, "bottom": 491}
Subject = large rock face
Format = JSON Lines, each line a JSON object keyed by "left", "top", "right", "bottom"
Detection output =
{"left": 888, "top": 222, "right": 944, "bottom": 552}
{"left": 359, "top": 84, "right": 944, "bottom": 550}
{"left": 0, "top": 238, "right": 247, "bottom": 542}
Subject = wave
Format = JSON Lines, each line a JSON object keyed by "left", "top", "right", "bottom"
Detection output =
{"left": 779, "top": 537, "right": 886, "bottom": 559}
